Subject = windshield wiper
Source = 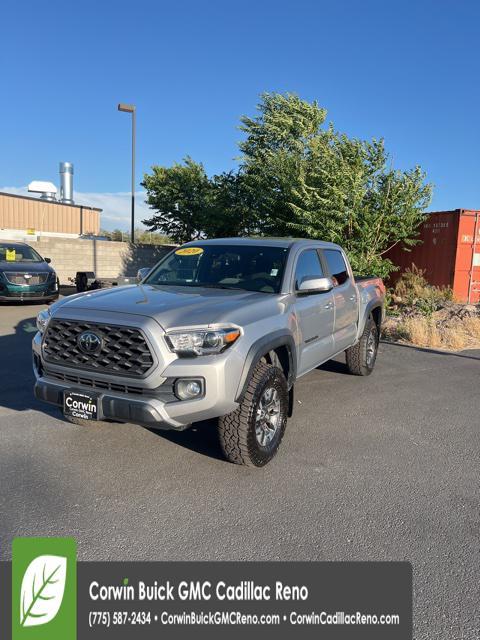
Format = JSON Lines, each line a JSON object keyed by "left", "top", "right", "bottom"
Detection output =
{"left": 185, "top": 283, "right": 248, "bottom": 291}
{"left": 147, "top": 282, "right": 178, "bottom": 286}
{"left": 148, "top": 282, "right": 246, "bottom": 290}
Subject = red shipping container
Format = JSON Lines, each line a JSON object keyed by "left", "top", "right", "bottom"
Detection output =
{"left": 387, "top": 209, "right": 480, "bottom": 303}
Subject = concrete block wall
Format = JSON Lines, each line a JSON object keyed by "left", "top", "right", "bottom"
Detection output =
{"left": 20, "top": 237, "right": 175, "bottom": 284}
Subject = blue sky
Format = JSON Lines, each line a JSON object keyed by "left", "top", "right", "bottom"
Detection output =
{"left": 1, "top": 0, "right": 479, "bottom": 229}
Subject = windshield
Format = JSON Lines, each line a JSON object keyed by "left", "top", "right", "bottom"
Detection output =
{"left": 145, "top": 244, "right": 289, "bottom": 293}
{"left": 0, "top": 243, "right": 43, "bottom": 263}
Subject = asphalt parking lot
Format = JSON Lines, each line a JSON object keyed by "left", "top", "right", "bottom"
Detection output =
{"left": 0, "top": 300, "right": 479, "bottom": 639}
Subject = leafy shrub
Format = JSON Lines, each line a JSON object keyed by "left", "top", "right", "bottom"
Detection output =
{"left": 390, "top": 265, "right": 452, "bottom": 316}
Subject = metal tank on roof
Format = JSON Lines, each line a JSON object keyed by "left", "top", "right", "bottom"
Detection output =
{"left": 59, "top": 162, "right": 74, "bottom": 204}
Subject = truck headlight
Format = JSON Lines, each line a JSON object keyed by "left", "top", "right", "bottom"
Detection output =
{"left": 36, "top": 308, "right": 51, "bottom": 333}
{"left": 165, "top": 327, "right": 241, "bottom": 356}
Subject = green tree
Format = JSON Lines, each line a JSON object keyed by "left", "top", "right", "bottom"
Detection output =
{"left": 205, "top": 171, "right": 262, "bottom": 238}
{"left": 142, "top": 92, "right": 432, "bottom": 276}
{"left": 142, "top": 162, "right": 257, "bottom": 241}
{"left": 238, "top": 93, "right": 328, "bottom": 236}
{"left": 142, "top": 157, "right": 212, "bottom": 244}
{"left": 239, "top": 93, "right": 432, "bottom": 277}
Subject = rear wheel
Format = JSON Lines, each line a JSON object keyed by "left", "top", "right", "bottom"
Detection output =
{"left": 345, "top": 316, "right": 379, "bottom": 376}
{"left": 218, "top": 361, "right": 288, "bottom": 467}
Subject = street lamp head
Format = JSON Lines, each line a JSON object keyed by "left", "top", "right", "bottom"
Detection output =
{"left": 117, "top": 103, "right": 135, "bottom": 113}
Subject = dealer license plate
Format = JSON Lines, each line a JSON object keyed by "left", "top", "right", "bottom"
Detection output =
{"left": 63, "top": 390, "right": 99, "bottom": 421}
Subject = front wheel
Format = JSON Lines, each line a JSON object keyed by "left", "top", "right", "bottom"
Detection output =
{"left": 218, "top": 361, "right": 289, "bottom": 467}
{"left": 345, "top": 316, "right": 379, "bottom": 376}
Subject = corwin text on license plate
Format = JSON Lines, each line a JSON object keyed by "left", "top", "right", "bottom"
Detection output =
{"left": 64, "top": 391, "right": 98, "bottom": 420}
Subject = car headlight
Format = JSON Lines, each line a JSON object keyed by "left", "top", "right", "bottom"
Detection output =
{"left": 165, "top": 327, "right": 241, "bottom": 356}
{"left": 36, "top": 308, "right": 51, "bottom": 333}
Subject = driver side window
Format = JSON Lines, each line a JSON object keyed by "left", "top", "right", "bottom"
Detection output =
{"left": 294, "top": 249, "right": 324, "bottom": 290}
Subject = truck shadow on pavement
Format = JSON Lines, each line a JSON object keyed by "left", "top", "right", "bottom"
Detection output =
{"left": 147, "top": 420, "right": 226, "bottom": 462}
{"left": 0, "top": 315, "right": 57, "bottom": 416}
{"left": 316, "top": 358, "right": 349, "bottom": 374}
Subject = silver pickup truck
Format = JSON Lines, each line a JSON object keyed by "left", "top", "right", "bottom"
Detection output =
{"left": 33, "top": 238, "right": 385, "bottom": 467}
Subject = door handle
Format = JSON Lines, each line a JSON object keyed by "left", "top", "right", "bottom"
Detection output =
{"left": 324, "top": 302, "right": 333, "bottom": 309}
{"left": 349, "top": 295, "right": 356, "bottom": 301}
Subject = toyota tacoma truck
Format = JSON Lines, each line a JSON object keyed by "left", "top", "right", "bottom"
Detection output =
{"left": 33, "top": 238, "right": 385, "bottom": 467}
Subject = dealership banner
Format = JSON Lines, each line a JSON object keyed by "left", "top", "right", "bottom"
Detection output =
{"left": 1, "top": 538, "right": 412, "bottom": 639}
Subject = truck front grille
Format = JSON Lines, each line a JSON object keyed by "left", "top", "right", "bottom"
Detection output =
{"left": 43, "top": 319, "right": 155, "bottom": 378}
{"left": 43, "top": 369, "right": 177, "bottom": 402}
{"left": 45, "top": 370, "right": 145, "bottom": 394}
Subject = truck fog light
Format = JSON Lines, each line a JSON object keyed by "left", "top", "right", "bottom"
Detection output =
{"left": 175, "top": 378, "right": 204, "bottom": 400}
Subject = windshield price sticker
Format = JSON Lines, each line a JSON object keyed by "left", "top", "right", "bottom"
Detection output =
{"left": 175, "top": 247, "right": 204, "bottom": 256}
{"left": 6, "top": 249, "right": 16, "bottom": 261}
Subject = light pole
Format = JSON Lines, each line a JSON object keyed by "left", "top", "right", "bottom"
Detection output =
{"left": 117, "top": 103, "right": 136, "bottom": 243}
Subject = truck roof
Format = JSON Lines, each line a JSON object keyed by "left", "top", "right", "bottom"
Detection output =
{"left": 182, "top": 237, "right": 342, "bottom": 250}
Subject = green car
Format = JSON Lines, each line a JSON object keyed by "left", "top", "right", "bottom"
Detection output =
{"left": 0, "top": 241, "right": 59, "bottom": 302}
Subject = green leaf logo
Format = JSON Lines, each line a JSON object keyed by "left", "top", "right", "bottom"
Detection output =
{"left": 20, "top": 555, "right": 67, "bottom": 627}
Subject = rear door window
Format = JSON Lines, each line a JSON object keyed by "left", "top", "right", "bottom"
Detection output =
{"left": 323, "top": 250, "right": 349, "bottom": 286}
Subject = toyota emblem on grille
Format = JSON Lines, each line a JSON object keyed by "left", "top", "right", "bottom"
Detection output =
{"left": 77, "top": 331, "right": 102, "bottom": 354}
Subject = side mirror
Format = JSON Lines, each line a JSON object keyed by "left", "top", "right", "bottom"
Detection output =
{"left": 137, "top": 267, "right": 151, "bottom": 282}
{"left": 44, "top": 257, "right": 51, "bottom": 264}
{"left": 297, "top": 276, "right": 334, "bottom": 294}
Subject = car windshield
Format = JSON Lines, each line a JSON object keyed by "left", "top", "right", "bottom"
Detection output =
{"left": 144, "top": 244, "right": 289, "bottom": 293}
{"left": 0, "top": 243, "right": 43, "bottom": 263}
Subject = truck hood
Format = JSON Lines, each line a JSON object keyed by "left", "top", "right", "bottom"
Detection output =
{"left": 53, "top": 284, "right": 284, "bottom": 330}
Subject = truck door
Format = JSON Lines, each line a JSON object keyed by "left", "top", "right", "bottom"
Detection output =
{"left": 322, "top": 249, "right": 358, "bottom": 352}
{"left": 293, "top": 249, "right": 335, "bottom": 376}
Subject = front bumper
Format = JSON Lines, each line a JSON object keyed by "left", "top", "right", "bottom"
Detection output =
{"left": 33, "top": 377, "right": 190, "bottom": 430}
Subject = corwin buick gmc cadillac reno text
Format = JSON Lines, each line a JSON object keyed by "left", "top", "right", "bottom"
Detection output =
{"left": 33, "top": 238, "right": 385, "bottom": 467}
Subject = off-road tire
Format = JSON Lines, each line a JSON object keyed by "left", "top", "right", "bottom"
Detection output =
{"left": 345, "top": 315, "right": 379, "bottom": 376}
{"left": 218, "top": 361, "right": 289, "bottom": 467}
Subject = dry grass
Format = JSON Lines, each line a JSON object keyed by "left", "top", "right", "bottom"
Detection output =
{"left": 384, "top": 313, "right": 480, "bottom": 351}
{"left": 384, "top": 264, "right": 480, "bottom": 351}
{"left": 463, "top": 316, "right": 480, "bottom": 338}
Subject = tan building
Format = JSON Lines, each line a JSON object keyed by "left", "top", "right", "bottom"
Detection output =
{"left": 0, "top": 191, "right": 101, "bottom": 239}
